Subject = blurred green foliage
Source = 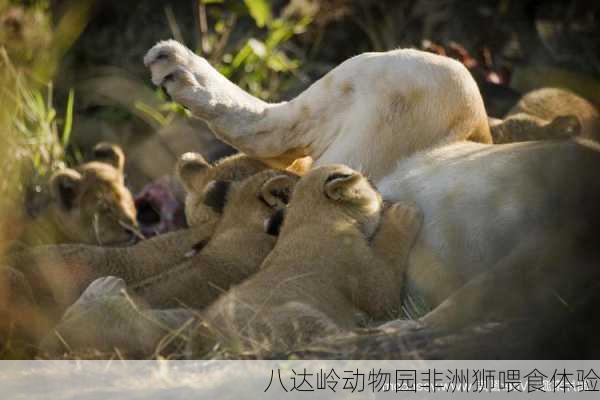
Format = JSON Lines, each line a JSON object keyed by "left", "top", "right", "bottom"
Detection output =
{"left": 141, "top": 0, "right": 314, "bottom": 128}
{"left": 196, "top": 0, "right": 314, "bottom": 100}
{"left": 0, "top": 49, "right": 76, "bottom": 201}
{"left": 0, "top": 0, "right": 90, "bottom": 218}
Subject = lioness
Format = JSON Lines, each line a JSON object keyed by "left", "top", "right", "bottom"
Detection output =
{"left": 186, "top": 165, "right": 422, "bottom": 357}
{"left": 378, "top": 138, "right": 600, "bottom": 320}
{"left": 144, "top": 41, "right": 600, "bottom": 329}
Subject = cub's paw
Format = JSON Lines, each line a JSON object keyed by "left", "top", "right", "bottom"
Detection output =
{"left": 386, "top": 201, "right": 423, "bottom": 236}
{"left": 63, "top": 276, "right": 127, "bottom": 320}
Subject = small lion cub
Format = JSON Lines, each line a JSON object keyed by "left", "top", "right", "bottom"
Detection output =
{"left": 490, "top": 87, "right": 600, "bottom": 143}
{"left": 188, "top": 164, "right": 423, "bottom": 357}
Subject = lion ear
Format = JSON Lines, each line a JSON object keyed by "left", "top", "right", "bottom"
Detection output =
{"left": 176, "top": 152, "right": 211, "bottom": 193}
{"left": 50, "top": 169, "right": 83, "bottom": 211}
{"left": 260, "top": 175, "right": 296, "bottom": 208}
{"left": 324, "top": 172, "right": 364, "bottom": 202}
{"left": 202, "top": 180, "right": 231, "bottom": 214}
{"left": 92, "top": 142, "right": 125, "bottom": 172}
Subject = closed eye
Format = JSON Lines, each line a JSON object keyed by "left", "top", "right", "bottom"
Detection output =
{"left": 325, "top": 173, "right": 353, "bottom": 183}
{"left": 155, "top": 52, "right": 169, "bottom": 61}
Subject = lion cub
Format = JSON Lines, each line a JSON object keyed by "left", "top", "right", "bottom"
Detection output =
{"left": 19, "top": 143, "right": 138, "bottom": 246}
{"left": 490, "top": 88, "right": 600, "bottom": 143}
{"left": 188, "top": 165, "right": 422, "bottom": 357}
{"left": 176, "top": 151, "right": 269, "bottom": 227}
{"left": 131, "top": 168, "right": 298, "bottom": 309}
{"left": 12, "top": 152, "right": 276, "bottom": 311}
{"left": 40, "top": 169, "right": 298, "bottom": 356}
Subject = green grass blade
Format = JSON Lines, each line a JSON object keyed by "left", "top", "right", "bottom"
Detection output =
{"left": 61, "top": 89, "right": 75, "bottom": 147}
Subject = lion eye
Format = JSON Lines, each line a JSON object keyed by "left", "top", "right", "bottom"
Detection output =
{"left": 325, "top": 173, "right": 353, "bottom": 183}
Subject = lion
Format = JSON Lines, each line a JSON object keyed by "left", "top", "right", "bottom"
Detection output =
{"left": 489, "top": 87, "right": 600, "bottom": 143}
{"left": 175, "top": 151, "right": 269, "bottom": 226}
{"left": 36, "top": 139, "right": 600, "bottom": 358}
{"left": 11, "top": 153, "right": 281, "bottom": 313}
{"left": 39, "top": 168, "right": 298, "bottom": 356}
{"left": 23, "top": 44, "right": 600, "bottom": 358}
{"left": 186, "top": 165, "right": 422, "bottom": 357}
{"left": 19, "top": 142, "right": 138, "bottom": 246}
{"left": 377, "top": 138, "right": 600, "bottom": 322}
{"left": 131, "top": 168, "right": 298, "bottom": 309}
{"left": 143, "top": 41, "right": 600, "bottom": 332}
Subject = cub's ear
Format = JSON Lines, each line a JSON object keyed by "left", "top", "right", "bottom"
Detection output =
{"left": 176, "top": 152, "right": 211, "bottom": 193}
{"left": 92, "top": 142, "right": 125, "bottom": 172}
{"left": 202, "top": 180, "right": 231, "bottom": 214}
{"left": 50, "top": 169, "right": 83, "bottom": 211}
{"left": 265, "top": 208, "right": 285, "bottom": 236}
{"left": 324, "top": 172, "right": 365, "bottom": 202}
{"left": 260, "top": 175, "right": 296, "bottom": 208}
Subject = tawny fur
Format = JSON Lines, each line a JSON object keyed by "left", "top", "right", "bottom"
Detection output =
{"left": 131, "top": 169, "right": 298, "bottom": 310}
{"left": 378, "top": 139, "right": 600, "bottom": 319}
{"left": 20, "top": 143, "right": 137, "bottom": 247}
{"left": 187, "top": 165, "right": 422, "bottom": 357}
{"left": 176, "top": 152, "right": 270, "bottom": 226}
{"left": 11, "top": 153, "right": 272, "bottom": 301}
{"left": 35, "top": 140, "right": 600, "bottom": 358}
{"left": 30, "top": 163, "right": 297, "bottom": 355}
{"left": 490, "top": 88, "right": 600, "bottom": 143}
{"left": 24, "top": 49, "right": 600, "bottom": 358}
{"left": 142, "top": 43, "right": 600, "bottom": 311}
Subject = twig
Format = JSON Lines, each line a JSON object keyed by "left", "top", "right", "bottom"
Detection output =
{"left": 164, "top": 5, "right": 185, "bottom": 45}
{"left": 210, "top": 13, "right": 238, "bottom": 65}
{"left": 197, "top": 2, "right": 210, "bottom": 56}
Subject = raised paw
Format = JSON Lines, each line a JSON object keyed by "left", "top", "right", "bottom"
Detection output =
{"left": 144, "top": 40, "right": 207, "bottom": 90}
{"left": 63, "top": 276, "right": 127, "bottom": 320}
{"left": 144, "top": 40, "right": 231, "bottom": 119}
